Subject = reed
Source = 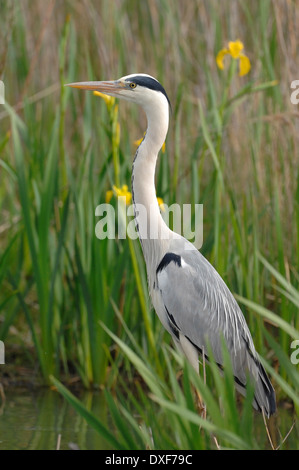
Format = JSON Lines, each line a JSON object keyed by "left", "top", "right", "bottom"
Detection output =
{"left": 0, "top": 0, "right": 298, "bottom": 449}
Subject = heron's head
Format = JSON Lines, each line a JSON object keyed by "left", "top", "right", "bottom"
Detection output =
{"left": 66, "top": 73, "right": 171, "bottom": 112}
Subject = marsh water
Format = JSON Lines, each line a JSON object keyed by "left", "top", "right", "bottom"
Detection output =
{"left": 0, "top": 386, "right": 298, "bottom": 450}
{"left": 0, "top": 387, "right": 111, "bottom": 450}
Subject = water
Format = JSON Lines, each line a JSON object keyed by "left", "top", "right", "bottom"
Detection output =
{"left": 0, "top": 387, "right": 110, "bottom": 450}
{"left": 0, "top": 386, "right": 297, "bottom": 449}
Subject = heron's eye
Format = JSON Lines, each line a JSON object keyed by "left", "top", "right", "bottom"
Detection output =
{"left": 129, "top": 82, "right": 137, "bottom": 89}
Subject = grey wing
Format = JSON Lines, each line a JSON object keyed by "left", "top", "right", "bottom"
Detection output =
{"left": 156, "top": 249, "right": 276, "bottom": 415}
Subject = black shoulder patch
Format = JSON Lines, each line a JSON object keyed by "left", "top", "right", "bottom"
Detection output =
{"left": 125, "top": 75, "right": 171, "bottom": 108}
{"left": 156, "top": 252, "right": 181, "bottom": 274}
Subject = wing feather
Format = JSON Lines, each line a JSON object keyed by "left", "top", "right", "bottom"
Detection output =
{"left": 155, "top": 248, "right": 276, "bottom": 415}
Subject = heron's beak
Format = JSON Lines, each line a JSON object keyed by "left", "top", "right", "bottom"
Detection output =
{"left": 65, "top": 80, "right": 125, "bottom": 97}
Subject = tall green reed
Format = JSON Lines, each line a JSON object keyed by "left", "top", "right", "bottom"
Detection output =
{"left": 52, "top": 324, "right": 296, "bottom": 450}
{"left": 0, "top": 2, "right": 298, "bottom": 419}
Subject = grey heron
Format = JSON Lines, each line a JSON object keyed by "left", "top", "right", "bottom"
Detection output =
{"left": 67, "top": 73, "right": 276, "bottom": 417}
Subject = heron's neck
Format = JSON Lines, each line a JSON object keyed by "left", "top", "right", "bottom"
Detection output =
{"left": 132, "top": 99, "right": 172, "bottom": 269}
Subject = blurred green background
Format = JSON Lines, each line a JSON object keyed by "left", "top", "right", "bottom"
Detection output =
{"left": 0, "top": 0, "right": 298, "bottom": 449}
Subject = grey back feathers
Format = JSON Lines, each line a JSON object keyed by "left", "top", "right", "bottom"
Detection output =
{"left": 155, "top": 245, "right": 276, "bottom": 416}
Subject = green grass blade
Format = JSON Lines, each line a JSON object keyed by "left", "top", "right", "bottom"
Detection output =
{"left": 234, "top": 294, "right": 299, "bottom": 340}
{"left": 50, "top": 375, "right": 125, "bottom": 449}
{"left": 151, "top": 395, "right": 251, "bottom": 450}
{"left": 258, "top": 254, "right": 299, "bottom": 306}
{"left": 101, "top": 323, "right": 166, "bottom": 398}
{"left": 104, "top": 391, "right": 138, "bottom": 449}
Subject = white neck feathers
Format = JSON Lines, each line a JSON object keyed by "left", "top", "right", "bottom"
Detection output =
{"left": 131, "top": 92, "right": 172, "bottom": 272}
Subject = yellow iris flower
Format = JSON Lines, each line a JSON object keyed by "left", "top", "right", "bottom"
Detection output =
{"left": 114, "top": 185, "right": 132, "bottom": 205}
{"left": 106, "top": 184, "right": 165, "bottom": 211}
{"left": 216, "top": 39, "right": 251, "bottom": 77}
{"left": 105, "top": 185, "right": 132, "bottom": 205}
